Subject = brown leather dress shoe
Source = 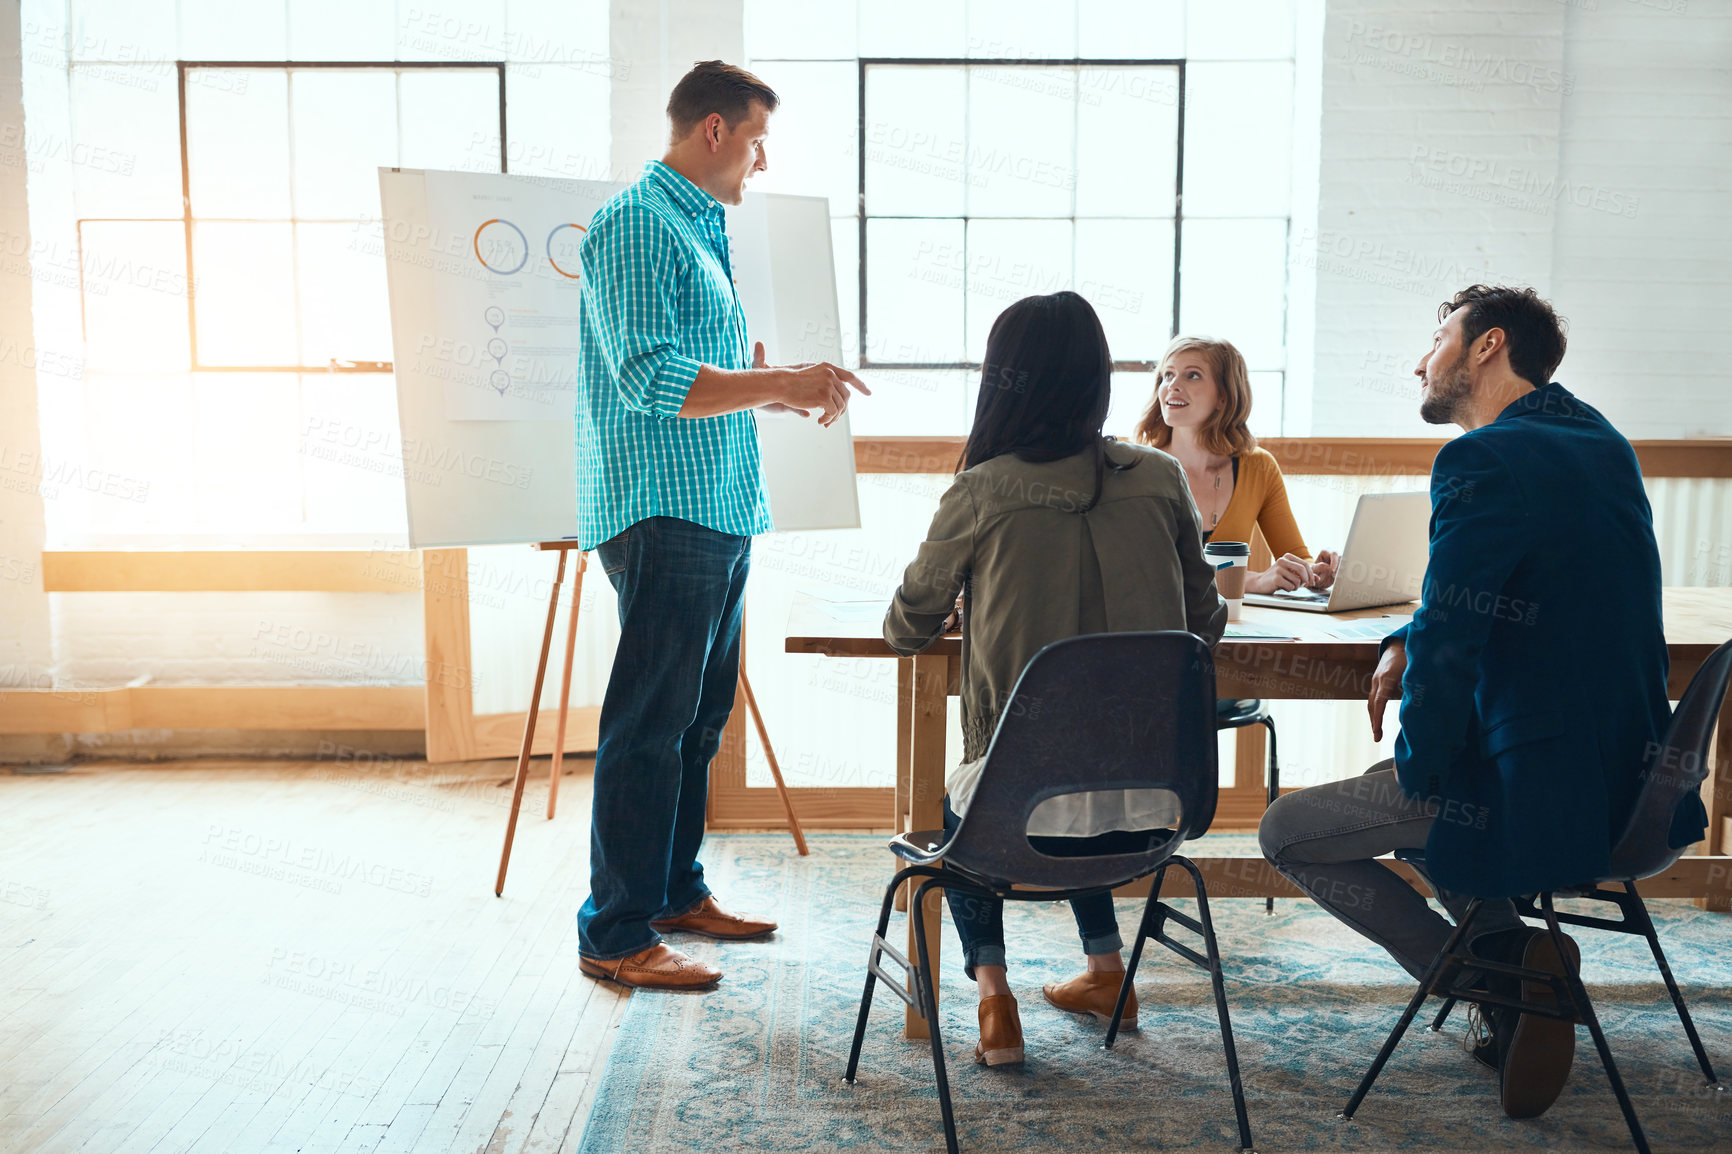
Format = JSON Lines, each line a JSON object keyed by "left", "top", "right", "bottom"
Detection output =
{"left": 974, "top": 994, "right": 1025, "bottom": 1066}
{"left": 1501, "top": 932, "right": 1581, "bottom": 1119}
{"left": 649, "top": 896, "right": 777, "bottom": 941}
{"left": 578, "top": 943, "right": 722, "bottom": 991}
{"left": 1042, "top": 970, "right": 1138, "bottom": 1029}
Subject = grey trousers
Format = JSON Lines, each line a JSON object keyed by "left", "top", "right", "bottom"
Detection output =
{"left": 1258, "top": 759, "right": 1524, "bottom": 981}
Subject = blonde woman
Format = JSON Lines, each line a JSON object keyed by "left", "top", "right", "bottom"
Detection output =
{"left": 1136, "top": 336, "right": 1337, "bottom": 591}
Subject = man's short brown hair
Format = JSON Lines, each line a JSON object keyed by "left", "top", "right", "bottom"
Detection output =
{"left": 667, "top": 60, "right": 779, "bottom": 140}
{"left": 1439, "top": 285, "right": 1568, "bottom": 387}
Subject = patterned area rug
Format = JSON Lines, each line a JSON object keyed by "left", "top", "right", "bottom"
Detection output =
{"left": 578, "top": 834, "right": 1732, "bottom": 1152}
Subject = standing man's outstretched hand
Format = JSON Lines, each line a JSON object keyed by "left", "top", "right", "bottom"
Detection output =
{"left": 752, "top": 339, "right": 871, "bottom": 427}
{"left": 784, "top": 362, "right": 868, "bottom": 426}
{"left": 753, "top": 341, "right": 812, "bottom": 417}
{"left": 753, "top": 339, "right": 809, "bottom": 416}
{"left": 686, "top": 341, "right": 871, "bottom": 422}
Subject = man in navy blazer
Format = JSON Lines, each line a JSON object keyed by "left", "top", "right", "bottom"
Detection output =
{"left": 1260, "top": 285, "right": 1680, "bottom": 1120}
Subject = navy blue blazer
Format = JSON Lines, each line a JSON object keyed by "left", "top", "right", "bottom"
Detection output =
{"left": 1387, "top": 382, "right": 1679, "bottom": 899}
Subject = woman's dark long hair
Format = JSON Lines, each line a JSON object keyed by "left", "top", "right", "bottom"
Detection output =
{"left": 957, "top": 291, "right": 1118, "bottom": 509}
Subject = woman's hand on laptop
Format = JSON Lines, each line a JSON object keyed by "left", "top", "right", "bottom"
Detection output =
{"left": 1246, "top": 554, "right": 1310, "bottom": 594}
{"left": 1306, "top": 550, "right": 1340, "bottom": 589}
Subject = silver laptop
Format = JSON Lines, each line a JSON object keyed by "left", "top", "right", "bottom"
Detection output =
{"left": 1242, "top": 491, "right": 1431, "bottom": 613}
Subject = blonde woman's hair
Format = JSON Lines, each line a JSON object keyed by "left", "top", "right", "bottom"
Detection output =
{"left": 1133, "top": 335, "right": 1257, "bottom": 457}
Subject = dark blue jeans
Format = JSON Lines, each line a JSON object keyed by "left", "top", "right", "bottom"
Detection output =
{"left": 941, "top": 798, "right": 1124, "bottom": 979}
{"left": 577, "top": 516, "right": 752, "bottom": 961}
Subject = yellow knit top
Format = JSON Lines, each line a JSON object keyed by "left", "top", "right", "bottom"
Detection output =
{"left": 1202, "top": 447, "right": 1311, "bottom": 562}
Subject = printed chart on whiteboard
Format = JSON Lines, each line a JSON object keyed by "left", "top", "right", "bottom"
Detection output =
{"left": 424, "top": 170, "right": 592, "bottom": 421}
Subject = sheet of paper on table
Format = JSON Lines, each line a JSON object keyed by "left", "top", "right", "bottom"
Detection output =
{"left": 1221, "top": 622, "right": 1301, "bottom": 640}
{"left": 1315, "top": 614, "right": 1414, "bottom": 641}
{"left": 811, "top": 599, "right": 888, "bottom": 625}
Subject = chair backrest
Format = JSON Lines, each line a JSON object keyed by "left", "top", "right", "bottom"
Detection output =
{"left": 942, "top": 631, "right": 1219, "bottom": 890}
{"left": 1610, "top": 637, "right": 1732, "bottom": 881}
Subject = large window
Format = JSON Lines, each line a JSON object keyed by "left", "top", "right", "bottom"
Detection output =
{"left": 79, "top": 63, "right": 504, "bottom": 376}
{"left": 26, "top": 0, "right": 609, "bottom": 542}
{"left": 746, "top": 0, "right": 1301, "bottom": 437}
{"left": 861, "top": 60, "right": 1181, "bottom": 370}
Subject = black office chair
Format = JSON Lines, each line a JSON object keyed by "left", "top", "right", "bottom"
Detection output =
{"left": 1341, "top": 637, "right": 1732, "bottom": 1153}
{"left": 1217, "top": 697, "right": 1280, "bottom": 913}
{"left": 842, "top": 632, "right": 1254, "bottom": 1154}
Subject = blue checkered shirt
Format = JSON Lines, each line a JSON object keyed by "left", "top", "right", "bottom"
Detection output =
{"left": 573, "top": 161, "right": 773, "bottom": 550}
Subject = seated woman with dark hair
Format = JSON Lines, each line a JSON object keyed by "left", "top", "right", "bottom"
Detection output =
{"left": 883, "top": 291, "right": 1227, "bottom": 1067}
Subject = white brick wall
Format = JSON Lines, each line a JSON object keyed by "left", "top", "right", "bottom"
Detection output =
{"left": 1310, "top": 0, "right": 1568, "bottom": 434}
{"left": 1547, "top": 0, "right": 1732, "bottom": 438}
{"left": 1308, "top": 0, "right": 1732, "bottom": 438}
{"left": 609, "top": 0, "right": 744, "bottom": 172}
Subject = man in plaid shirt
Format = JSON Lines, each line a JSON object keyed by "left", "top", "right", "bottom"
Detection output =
{"left": 575, "top": 61, "right": 867, "bottom": 992}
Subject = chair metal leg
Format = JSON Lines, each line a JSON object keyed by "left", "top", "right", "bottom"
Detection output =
{"left": 1428, "top": 996, "right": 1457, "bottom": 1033}
{"left": 845, "top": 871, "right": 907, "bottom": 1084}
{"left": 1342, "top": 899, "right": 1484, "bottom": 1120}
{"left": 913, "top": 878, "right": 960, "bottom": 1154}
{"left": 1107, "top": 863, "right": 1168, "bottom": 1051}
{"left": 1624, "top": 882, "right": 1721, "bottom": 1087}
{"left": 1261, "top": 716, "right": 1279, "bottom": 916}
{"left": 1539, "top": 894, "right": 1651, "bottom": 1154}
{"left": 1175, "top": 857, "right": 1254, "bottom": 1153}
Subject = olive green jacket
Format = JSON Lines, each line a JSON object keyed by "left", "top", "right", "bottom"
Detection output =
{"left": 884, "top": 439, "right": 1229, "bottom": 762}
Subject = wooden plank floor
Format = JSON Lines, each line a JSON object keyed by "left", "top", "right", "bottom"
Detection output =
{"left": 0, "top": 757, "right": 629, "bottom": 1154}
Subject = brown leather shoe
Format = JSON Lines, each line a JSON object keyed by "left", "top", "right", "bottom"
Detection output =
{"left": 1501, "top": 932, "right": 1581, "bottom": 1119}
{"left": 1043, "top": 970, "right": 1138, "bottom": 1030}
{"left": 649, "top": 896, "right": 777, "bottom": 941}
{"left": 974, "top": 994, "right": 1025, "bottom": 1066}
{"left": 578, "top": 943, "right": 721, "bottom": 991}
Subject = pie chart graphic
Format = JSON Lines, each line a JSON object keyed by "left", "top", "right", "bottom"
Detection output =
{"left": 546, "top": 223, "right": 587, "bottom": 279}
{"left": 473, "top": 219, "right": 529, "bottom": 275}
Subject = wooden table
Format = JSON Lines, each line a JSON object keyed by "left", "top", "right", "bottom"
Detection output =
{"left": 786, "top": 588, "right": 1732, "bottom": 1038}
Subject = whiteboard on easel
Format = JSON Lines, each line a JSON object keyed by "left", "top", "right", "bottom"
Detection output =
{"left": 378, "top": 167, "right": 859, "bottom": 549}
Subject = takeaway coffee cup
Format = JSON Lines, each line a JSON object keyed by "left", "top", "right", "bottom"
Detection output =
{"left": 1203, "top": 540, "right": 1251, "bottom": 621}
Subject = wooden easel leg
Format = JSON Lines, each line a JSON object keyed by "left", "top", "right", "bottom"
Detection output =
{"left": 547, "top": 553, "right": 585, "bottom": 820}
{"left": 495, "top": 549, "right": 568, "bottom": 896}
{"left": 738, "top": 666, "right": 808, "bottom": 856}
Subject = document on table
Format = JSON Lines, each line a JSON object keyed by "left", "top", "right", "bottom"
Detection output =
{"left": 1222, "top": 622, "right": 1301, "bottom": 640}
{"left": 811, "top": 599, "right": 887, "bottom": 625}
{"left": 1316, "top": 614, "right": 1413, "bottom": 641}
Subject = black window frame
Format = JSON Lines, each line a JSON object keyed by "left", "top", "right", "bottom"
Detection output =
{"left": 856, "top": 56, "right": 1186, "bottom": 374}
{"left": 74, "top": 59, "right": 509, "bottom": 376}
